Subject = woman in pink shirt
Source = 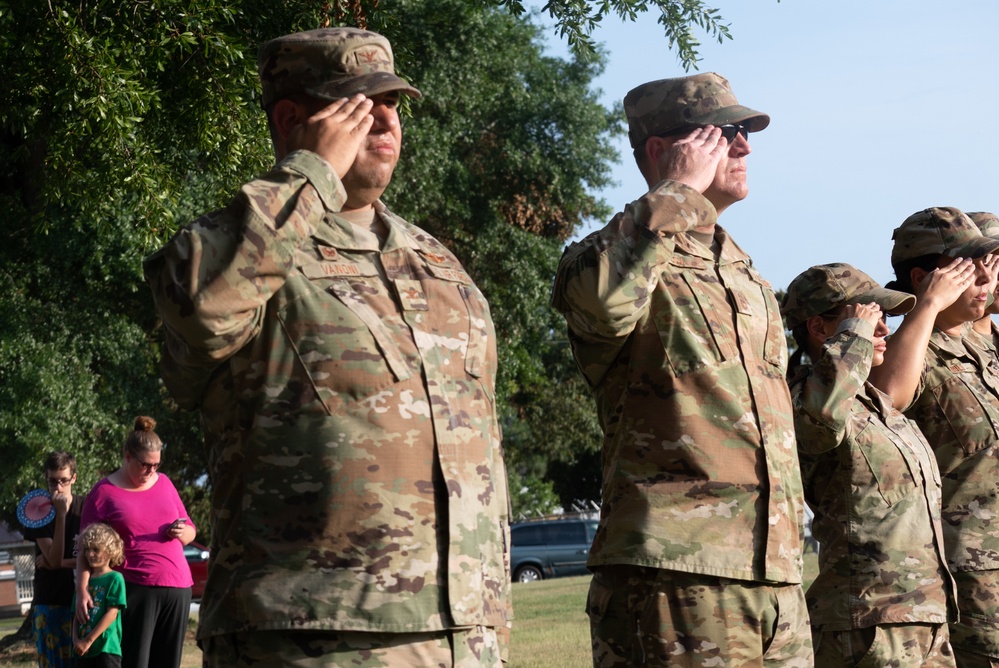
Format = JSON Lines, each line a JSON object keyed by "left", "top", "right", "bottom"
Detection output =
{"left": 76, "top": 416, "right": 196, "bottom": 668}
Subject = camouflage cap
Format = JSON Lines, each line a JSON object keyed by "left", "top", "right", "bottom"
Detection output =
{"left": 890, "top": 206, "right": 999, "bottom": 267}
{"left": 624, "top": 73, "right": 769, "bottom": 148}
{"left": 258, "top": 28, "right": 421, "bottom": 109}
{"left": 968, "top": 211, "right": 999, "bottom": 240}
{"left": 781, "top": 263, "right": 915, "bottom": 330}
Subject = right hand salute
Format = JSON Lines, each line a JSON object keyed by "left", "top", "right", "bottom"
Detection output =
{"left": 868, "top": 257, "right": 976, "bottom": 410}
{"left": 661, "top": 126, "right": 728, "bottom": 194}
{"left": 918, "top": 257, "right": 976, "bottom": 313}
{"left": 841, "top": 302, "right": 883, "bottom": 330}
{"left": 284, "top": 94, "right": 374, "bottom": 178}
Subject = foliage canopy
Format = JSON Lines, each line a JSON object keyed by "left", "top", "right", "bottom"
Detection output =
{"left": 0, "top": 0, "right": 739, "bottom": 531}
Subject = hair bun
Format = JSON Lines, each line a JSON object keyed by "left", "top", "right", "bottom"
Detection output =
{"left": 134, "top": 415, "right": 157, "bottom": 432}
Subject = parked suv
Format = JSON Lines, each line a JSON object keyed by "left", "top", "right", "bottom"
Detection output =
{"left": 510, "top": 517, "right": 598, "bottom": 583}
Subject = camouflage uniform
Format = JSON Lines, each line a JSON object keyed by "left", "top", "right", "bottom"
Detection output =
{"left": 551, "top": 186, "right": 803, "bottom": 580}
{"left": 906, "top": 327, "right": 999, "bottom": 659}
{"left": 812, "top": 625, "right": 954, "bottom": 667}
{"left": 889, "top": 209, "right": 999, "bottom": 662}
{"left": 551, "top": 73, "right": 810, "bottom": 666}
{"left": 201, "top": 626, "right": 502, "bottom": 667}
{"left": 143, "top": 28, "right": 511, "bottom": 666}
{"left": 782, "top": 263, "right": 956, "bottom": 666}
{"left": 587, "top": 566, "right": 811, "bottom": 667}
{"left": 969, "top": 212, "right": 999, "bottom": 356}
{"left": 969, "top": 322, "right": 999, "bottom": 357}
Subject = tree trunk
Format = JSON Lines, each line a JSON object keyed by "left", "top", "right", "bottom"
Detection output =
{"left": 0, "top": 600, "right": 33, "bottom": 650}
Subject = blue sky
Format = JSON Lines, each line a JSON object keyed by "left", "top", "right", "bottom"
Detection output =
{"left": 538, "top": 0, "right": 999, "bottom": 293}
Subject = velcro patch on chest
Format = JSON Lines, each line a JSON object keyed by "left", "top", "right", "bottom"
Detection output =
{"left": 420, "top": 250, "right": 451, "bottom": 265}
{"left": 394, "top": 278, "right": 429, "bottom": 311}
{"left": 301, "top": 260, "right": 379, "bottom": 279}
{"left": 425, "top": 264, "right": 471, "bottom": 285}
{"left": 947, "top": 360, "right": 971, "bottom": 375}
{"left": 732, "top": 289, "right": 754, "bottom": 316}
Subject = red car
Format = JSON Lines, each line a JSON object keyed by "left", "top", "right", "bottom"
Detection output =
{"left": 183, "top": 542, "right": 209, "bottom": 599}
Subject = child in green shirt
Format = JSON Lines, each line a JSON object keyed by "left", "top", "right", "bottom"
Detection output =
{"left": 72, "top": 523, "right": 127, "bottom": 667}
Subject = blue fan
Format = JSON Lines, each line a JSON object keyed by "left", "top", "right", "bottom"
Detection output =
{"left": 17, "top": 489, "right": 54, "bottom": 529}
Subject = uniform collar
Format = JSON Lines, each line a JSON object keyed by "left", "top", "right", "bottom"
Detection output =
{"left": 861, "top": 381, "right": 896, "bottom": 417}
{"left": 674, "top": 223, "right": 752, "bottom": 264}
{"left": 930, "top": 325, "right": 973, "bottom": 358}
{"left": 317, "top": 201, "right": 419, "bottom": 252}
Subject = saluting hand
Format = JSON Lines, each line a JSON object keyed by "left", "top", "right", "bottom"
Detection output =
{"left": 285, "top": 94, "right": 374, "bottom": 179}
{"left": 982, "top": 253, "right": 999, "bottom": 297}
{"left": 840, "top": 302, "right": 883, "bottom": 330}
{"left": 919, "top": 257, "right": 976, "bottom": 312}
{"left": 661, "top": 126, "right": 728, "bottom": 194}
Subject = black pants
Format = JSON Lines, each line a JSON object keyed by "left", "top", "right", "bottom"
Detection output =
{"left": 121, "top": 583, "right": 191, "bottom": 668}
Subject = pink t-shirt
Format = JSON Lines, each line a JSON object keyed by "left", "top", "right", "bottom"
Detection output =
{"left": 81, "top": 474, "right": 194, "bottom": 588}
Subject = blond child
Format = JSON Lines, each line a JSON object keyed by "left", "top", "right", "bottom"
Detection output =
{"left": 72, "top": 523, "right": 127, "bottom": 668}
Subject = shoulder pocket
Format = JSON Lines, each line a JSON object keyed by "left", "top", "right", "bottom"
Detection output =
{"left": 854, "top": 415, "right": 918, "bottom": 507}
{"left": 273, "top": 258, "right": 412, "bottom": 415}
{"left": 745, "top": 265, "right": 787, "bottom": 369}
{"left": 932, "top": 370, "right": 999, "bottom": 457}
{"left": 418, "top": 250, "right": 494, "bottom": 382}
{"left": 654, "top": 257, "right": 737, "bottom": 376}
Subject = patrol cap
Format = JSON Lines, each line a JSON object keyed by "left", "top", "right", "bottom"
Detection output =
{"left": 890, "top": 206, "right": 999, "bottom": 267}
{"left": 781, "top": 263, "right": 915, "bottom": 330}
{"left": 624, "top": 73, "right": 769, "bottom": 148}
{"left": 258, "top": 28, "right": 421, "bottom": 109}
{"left": 968, "top": 211, "right": 999, "bottom": 240}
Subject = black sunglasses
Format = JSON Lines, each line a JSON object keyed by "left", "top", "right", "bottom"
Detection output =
{"left": 659, "top": 124, "right": 749, "bottom": 143}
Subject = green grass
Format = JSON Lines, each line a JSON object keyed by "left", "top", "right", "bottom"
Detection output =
{"left": 0, "top": 616, "right": 23, "bottom": 632}
{"left": 0, "top": 553, "right": 817, "bottom": 667}
{"left": 509, "top": 576, "right": 591, "bottom": 667}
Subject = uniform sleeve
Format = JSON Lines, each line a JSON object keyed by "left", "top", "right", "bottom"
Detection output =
{"left": 550, "top": 181, "right": 716, "bottom": 385}
{"left": 142, "top": 150, "right": 347, "bottom": 407}
{"left": 792, "top": 317, "right": 876, "bottom": 455}
{"left": 905, "top": 353, "right": 931, "bottom": 414}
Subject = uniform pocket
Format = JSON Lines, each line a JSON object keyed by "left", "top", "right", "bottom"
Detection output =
{"left": 459, "top": 284, "right": 492, "bottom": 380}
{"left": 654, "top": 259, "right": 737, "bottom": 376}
{"left": 853, "top": 625, "right": 882, "bottom": 668}
{"left": 933, "top": 371, "right": 999, "bottom": 457}
{"left": 585, "top": 573, "right": 614, "bottom": 623}
{"left": 854, "top": 416, "right": 918, "bottom": 507}
{"left": 422, "top": 258, "right": 495, "bottom": 385}
{"left": 275, "top": 270, "right": 411, "bottom": 415}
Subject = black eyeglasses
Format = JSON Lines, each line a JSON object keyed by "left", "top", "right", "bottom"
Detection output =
{"left": 47, "top": 477, "right": 73, "bottom": 487}
{"left": 659, "top": 124, "right": 749, "bottom": 143}
{"left": 133, "top": 457, "right": 161, "bottom": 472}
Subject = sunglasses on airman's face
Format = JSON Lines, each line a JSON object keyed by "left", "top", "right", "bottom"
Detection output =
{"left": 659, "top": 123, "right": 749, "bottom": 143}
